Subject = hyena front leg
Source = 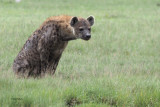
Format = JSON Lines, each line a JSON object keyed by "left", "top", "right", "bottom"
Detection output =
{"left": 38, "top": 36, "right": 50, "bottom": 76}
{"left": 39, "top": 50, "right": 50, "bottom": 76}
{"left": 47, "top": 54, "right": 62, "bottom": 75}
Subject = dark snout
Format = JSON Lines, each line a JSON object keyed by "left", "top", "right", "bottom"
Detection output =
{"left": 86, "top": 34, "right": 91, "bottom": 39}
{"left": 83, "top": 34, "right": 91, "bottom": 40}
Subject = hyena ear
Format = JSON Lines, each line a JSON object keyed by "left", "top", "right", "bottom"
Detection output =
{"left": 87, "top": 16, "right": 94, "bottom": 26}
{"left": 70, "top": 17, "right": 78, "bottom": 27}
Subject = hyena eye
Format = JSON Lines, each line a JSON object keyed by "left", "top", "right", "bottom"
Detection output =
{"left": 88, "top": 28, "right": 91, "bottom": 31}
{"left": 79, "top": 28, "right": 84, "bottom": 31}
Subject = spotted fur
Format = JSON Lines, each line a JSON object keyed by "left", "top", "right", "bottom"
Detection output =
{"left": 13, "top": 15, "right": 94, "bottom": 78}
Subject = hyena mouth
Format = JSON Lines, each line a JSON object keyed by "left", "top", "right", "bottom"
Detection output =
{"left": 84, "top": 38, "right": 91, "bottom": 40}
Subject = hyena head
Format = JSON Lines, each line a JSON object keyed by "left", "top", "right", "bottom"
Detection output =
{"left": 70, "top": 16, "right": 94, "bottom": 41}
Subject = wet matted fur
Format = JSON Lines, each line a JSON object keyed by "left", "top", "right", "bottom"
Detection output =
{"left": 13, "top": 15, "right": 94, "bottom": 78}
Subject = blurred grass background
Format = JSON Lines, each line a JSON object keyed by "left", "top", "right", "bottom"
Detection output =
{"left": 0, "top": 0, "right": 160, "bottom": 106}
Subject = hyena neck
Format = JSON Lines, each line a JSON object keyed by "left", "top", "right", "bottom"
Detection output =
{"left": 40, "top": 17, "right": 77, "bottom": 41}
{"left": 59, "top": 22, "right": 77, "bottom": 41}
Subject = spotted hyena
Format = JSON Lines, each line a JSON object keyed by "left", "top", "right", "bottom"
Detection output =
{"left": 13, "top": 15, "right": 94, "bottom": 78}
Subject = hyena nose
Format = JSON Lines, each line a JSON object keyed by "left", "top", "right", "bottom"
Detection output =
{"left": 86, "top": 34, "right": 91, "bottom": 39}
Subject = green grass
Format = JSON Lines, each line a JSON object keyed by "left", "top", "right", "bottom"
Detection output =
{"left": 0, "top": 0, "right": 160, "bottom": 106}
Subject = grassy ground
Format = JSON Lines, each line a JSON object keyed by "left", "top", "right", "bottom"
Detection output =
{"left": 0, "top": 0, "right": 160, "bottom": 106}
